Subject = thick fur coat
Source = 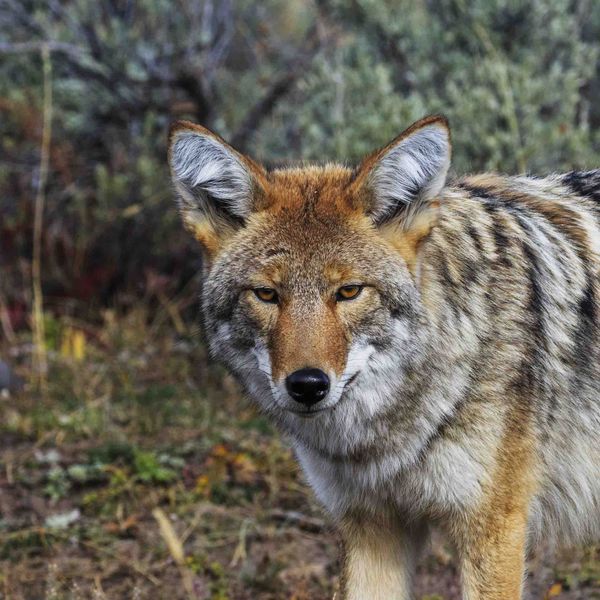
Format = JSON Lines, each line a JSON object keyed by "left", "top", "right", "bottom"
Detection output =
{"left": 168, "top": 116, "right": 600, "bottom": 600}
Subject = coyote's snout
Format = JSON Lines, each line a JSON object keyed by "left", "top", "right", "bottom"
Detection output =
{"left": 168, "top": 115, "right": 600, "bottom": 599}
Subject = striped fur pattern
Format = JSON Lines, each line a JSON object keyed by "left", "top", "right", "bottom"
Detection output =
{"left": 168, "top": 116, "right": 600, "bottom": 600}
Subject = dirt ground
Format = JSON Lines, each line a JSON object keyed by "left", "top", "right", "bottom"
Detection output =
{"left": 1, "top": 312, "right": 599, "bottom": 599}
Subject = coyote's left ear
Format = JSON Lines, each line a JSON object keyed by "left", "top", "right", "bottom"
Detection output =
{"left": 354, "top": 115, "right": 451, "bottom": 236}
{"left": 168, "top": 121, "right": 267, "bottom": 257}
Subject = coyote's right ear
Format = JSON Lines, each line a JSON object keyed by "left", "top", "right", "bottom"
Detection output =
{"left": 168, "top": 121, "right": 266, "bottom": 256}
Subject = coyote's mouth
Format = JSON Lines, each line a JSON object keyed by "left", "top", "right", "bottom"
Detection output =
{"left": 289, "top": 406, "right": 330, "bottom": 418}
{"left": 345, "top": 372, "right": 359, "bottom": 389}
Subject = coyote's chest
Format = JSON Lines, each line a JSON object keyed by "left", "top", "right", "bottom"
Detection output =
{"left": 294, "top": 429, "right": 495, "bottom": 520}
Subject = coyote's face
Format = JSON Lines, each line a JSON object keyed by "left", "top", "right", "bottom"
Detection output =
{"left": 169, "top": 117, "right": 451, "bottom": 446}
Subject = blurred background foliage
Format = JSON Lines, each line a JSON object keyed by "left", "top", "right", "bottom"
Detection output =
{"left": 1, "top": 0, "right": 600, "bottom": 328}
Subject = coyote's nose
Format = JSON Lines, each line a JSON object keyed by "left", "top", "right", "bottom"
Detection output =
{"left": 285, "top": 368, "right": 330, "bottom": 407}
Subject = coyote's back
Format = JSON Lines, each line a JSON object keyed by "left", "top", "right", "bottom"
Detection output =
{"left": 431, "top": 171, "right": 600, "bottom": 545}
{"left": 168, "top": 116, "right": 600, "bottom": 600}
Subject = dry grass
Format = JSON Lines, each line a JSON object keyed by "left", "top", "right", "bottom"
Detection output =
{"left": 1, "top": 308, "right": 598, "bottom": 599}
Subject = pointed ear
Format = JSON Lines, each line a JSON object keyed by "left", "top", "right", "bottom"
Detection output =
{"left": 168, "top": 121, "right": 266, "bottom": 256}
{"left": 354, "top": 115, "right": 451, "bottom": 231}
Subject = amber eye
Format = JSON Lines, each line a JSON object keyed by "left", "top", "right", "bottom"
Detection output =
{"left": 336, "top": 285, "right": 363, "bottom": 301}
{"left": 254, "top": 288, "right": 278, "bottom": 303}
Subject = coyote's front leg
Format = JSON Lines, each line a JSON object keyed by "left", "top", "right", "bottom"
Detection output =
{"left": 339, "top": 513, "right": 425, "bottom": 600}
{"left": 453, "top": 507, "right": 529, "bottom": 600}
{"left": 451, "top": 426, "right": 534, "bottom": 600}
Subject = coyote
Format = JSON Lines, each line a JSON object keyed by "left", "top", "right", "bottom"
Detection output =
{"left": 168, "top": 115, "right": 600, "bottom": 599}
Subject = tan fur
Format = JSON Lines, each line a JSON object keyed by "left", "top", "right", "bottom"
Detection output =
{"left": 270, "top": 302, "right": 348, "bottom": 380}
{"left": 379, "top": 201, "right": 440, "bottom": 275}
{"left": 340, "top": 513, "right": 422, "bottom": 600}
{"left": 451, "top": 406, "right": 537, "bottom": 600}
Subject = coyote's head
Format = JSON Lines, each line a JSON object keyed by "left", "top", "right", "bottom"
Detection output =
{"left": 168, "top": 116, "right": 450, "bottom": 450}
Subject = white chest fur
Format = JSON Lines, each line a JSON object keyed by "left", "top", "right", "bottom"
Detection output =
{"left": 294, "top": 436, "right": 494, "bottom": 521}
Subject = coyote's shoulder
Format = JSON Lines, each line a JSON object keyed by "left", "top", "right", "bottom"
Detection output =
{"left": 169, "top": 116, "right": 600, "bottom": 600}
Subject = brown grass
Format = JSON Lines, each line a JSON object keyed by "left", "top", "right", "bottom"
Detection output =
{"left": 0, "top": 308, "right": 598, "bottom": 599}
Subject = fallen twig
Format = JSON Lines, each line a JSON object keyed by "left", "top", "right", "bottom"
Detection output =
{"left": 152, "top": 508, "right": 196, "bottom": 599}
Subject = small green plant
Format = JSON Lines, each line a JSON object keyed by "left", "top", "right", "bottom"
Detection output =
{"left": 44, "top": 466, "right": 70, "bottom": 502}
{"left": 133, "top": 449, "right": 177, "bottom": 484}
{"left": 207, "top": 561, "right": 229, "bottom": 600}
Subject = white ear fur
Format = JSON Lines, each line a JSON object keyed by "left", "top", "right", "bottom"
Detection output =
{"left": 368, "top": 121, "right": 450, "bottom": 226}
{"left": 170, "top": 130, "right": 253, "bottom": 219}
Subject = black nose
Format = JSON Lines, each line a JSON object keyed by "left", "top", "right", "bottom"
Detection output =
{"left": 285, "top": 368, "right": 330, "bottom": 407}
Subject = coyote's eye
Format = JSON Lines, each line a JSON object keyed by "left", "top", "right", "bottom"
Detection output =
{"left": 254, "top": 288, "right": 278, "bottom": 303}
{"left": 336, "top": 285, "right": 363, "bottom": 301}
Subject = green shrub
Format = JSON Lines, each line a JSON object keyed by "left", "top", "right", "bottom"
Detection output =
{"left": 1, "top": 0, "right": 599, "bottom": 320}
